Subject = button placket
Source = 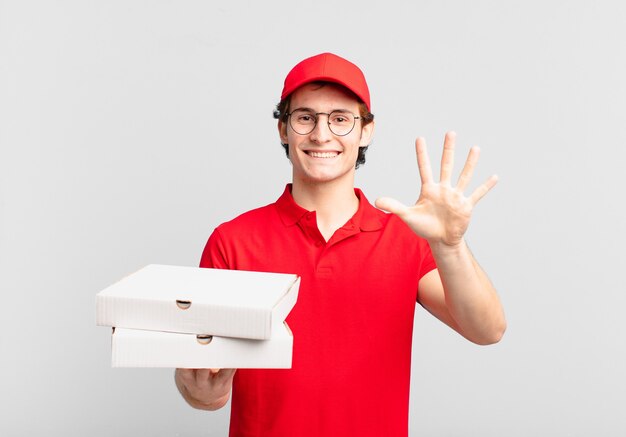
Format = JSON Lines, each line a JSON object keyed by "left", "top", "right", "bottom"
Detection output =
{"left": 315, "top": 244, "right": 333, "bottom": 278}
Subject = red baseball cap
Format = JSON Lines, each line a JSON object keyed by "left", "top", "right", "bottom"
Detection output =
{"left": 280, "top": 52, "right": 371, "bottom": 111}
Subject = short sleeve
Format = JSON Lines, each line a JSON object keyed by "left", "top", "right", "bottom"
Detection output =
{"left": 418, "top": 238, "right": 437, "bottom": 280}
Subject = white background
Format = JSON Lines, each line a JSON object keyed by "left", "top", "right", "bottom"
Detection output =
{"left": 1, "top": 1, "right": 625, "bottom": 436}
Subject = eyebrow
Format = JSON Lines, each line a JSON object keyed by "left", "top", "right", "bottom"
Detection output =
{"left": 292, "top": 107, "right": 354, "bottom": 113}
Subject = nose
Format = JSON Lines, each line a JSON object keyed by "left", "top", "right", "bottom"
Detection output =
{"left": 309, "top": 114, "right": 333, "bottom": 143}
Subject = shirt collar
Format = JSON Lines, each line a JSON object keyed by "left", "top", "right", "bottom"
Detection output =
{"left": 275, "top": 184, "right": 383, "bottom": 232}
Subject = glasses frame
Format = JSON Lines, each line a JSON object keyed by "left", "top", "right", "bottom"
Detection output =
{"left": 286, "top": 109, "right": 361, "bottom": 137}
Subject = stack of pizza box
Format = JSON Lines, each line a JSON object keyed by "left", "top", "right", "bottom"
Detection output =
{"left": 96, "top": 264, "right": 300, "bottom": 368}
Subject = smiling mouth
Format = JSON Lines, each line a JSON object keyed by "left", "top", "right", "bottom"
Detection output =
{"left": 306, "top": 151, "right": 340, "bottom": 158}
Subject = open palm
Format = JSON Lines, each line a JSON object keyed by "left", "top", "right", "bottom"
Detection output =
{"left": 375, "top": 132, "right": 497, "bottom": 248}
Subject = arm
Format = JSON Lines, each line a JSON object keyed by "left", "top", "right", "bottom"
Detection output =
{"left": 418, "top": 244, "right": 505, "bottom": 345}
{"left": 175, "top": 368, "right": 236, "bottom": 411}
{"left": 376, "top": 132, "right": 506, "bottom": 345}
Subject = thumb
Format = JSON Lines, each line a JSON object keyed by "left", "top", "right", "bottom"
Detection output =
{"left": 375, "top": 197, "right": 408, "bottom": 216}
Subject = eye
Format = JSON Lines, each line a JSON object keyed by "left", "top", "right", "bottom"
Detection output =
{"left": 293, "top": 111, "right": 316, "bottom": 124}
{"left": 330, "top": 112, "right": 352, "bottom": 124}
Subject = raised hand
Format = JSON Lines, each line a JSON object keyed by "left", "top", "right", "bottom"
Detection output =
{"left": 375, "top": 132, "right": 497, "bottom": 249}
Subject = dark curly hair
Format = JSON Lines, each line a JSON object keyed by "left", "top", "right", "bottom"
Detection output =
{"left": 272, "top": 82, "right": 374, "bottom": 169}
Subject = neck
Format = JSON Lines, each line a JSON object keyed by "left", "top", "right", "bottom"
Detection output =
{"left": 291, "top": 178, "right": 359, "bottom": 241}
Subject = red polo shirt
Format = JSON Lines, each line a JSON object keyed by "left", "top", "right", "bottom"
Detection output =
{"left": 200, "top": 185, "right": 436, "bottom": 437}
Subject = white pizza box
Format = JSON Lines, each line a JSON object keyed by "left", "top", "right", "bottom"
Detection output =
{"left": 96, "top": 264, "right": 300, "bottom": 340}
{"left": 110, "top": 322, "right": 293, "bottom": 368}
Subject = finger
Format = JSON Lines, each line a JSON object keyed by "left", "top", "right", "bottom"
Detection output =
{"left": 220, "top": 369, "right": 237, "bottom": 381}
{"left": 415, "top": 137, "right": 433, "bottom": 185}
{"left": 194, "top": 369, "right": 212, "bottom": 384}
{"left": 440, "top": 131, "right": 456, "bottom": 184}
{"left": 209, "top": 368, "right": 221, "bottom": 374}
{"left": 176, "top": 368, "right": 195, "bottom": 384}
{"left": 456, "top": 146, "right": 480, "bottom": 191}
{"left": 211, "top": 368, "right": 237, "bottom": 385}
{"left": 469, "top": 174, "right": 498, "bottom": 205}
{"left": 375, "top": 197, "right": 409, "bottom": 217}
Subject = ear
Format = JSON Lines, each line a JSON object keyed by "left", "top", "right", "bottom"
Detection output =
{"left": 278, "top": 120, "right": 288, "bottom": 144}
{"left": 359, "top": 120, "right": 375, "bottom": 148}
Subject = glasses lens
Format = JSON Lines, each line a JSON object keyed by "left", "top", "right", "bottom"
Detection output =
{"left": 288, "top": 110, "right": 357, "bottom": 136}
{"left": 328, "top": 111, "right": 356, "bottom": 136}
{"left": 289, "top": 109, "right": 316, "bottom": 135}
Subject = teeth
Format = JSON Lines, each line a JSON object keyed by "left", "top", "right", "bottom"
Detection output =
{"left": 308, "top": 151, "right": 339, "bottom": 158}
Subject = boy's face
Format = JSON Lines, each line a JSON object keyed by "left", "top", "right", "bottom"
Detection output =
{"left": 279, "top": 83, "right": 373, "bottom": 187}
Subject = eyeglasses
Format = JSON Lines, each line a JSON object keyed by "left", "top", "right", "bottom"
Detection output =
{"left": 287, "top": 108, "right": 360, "bottom": 136}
